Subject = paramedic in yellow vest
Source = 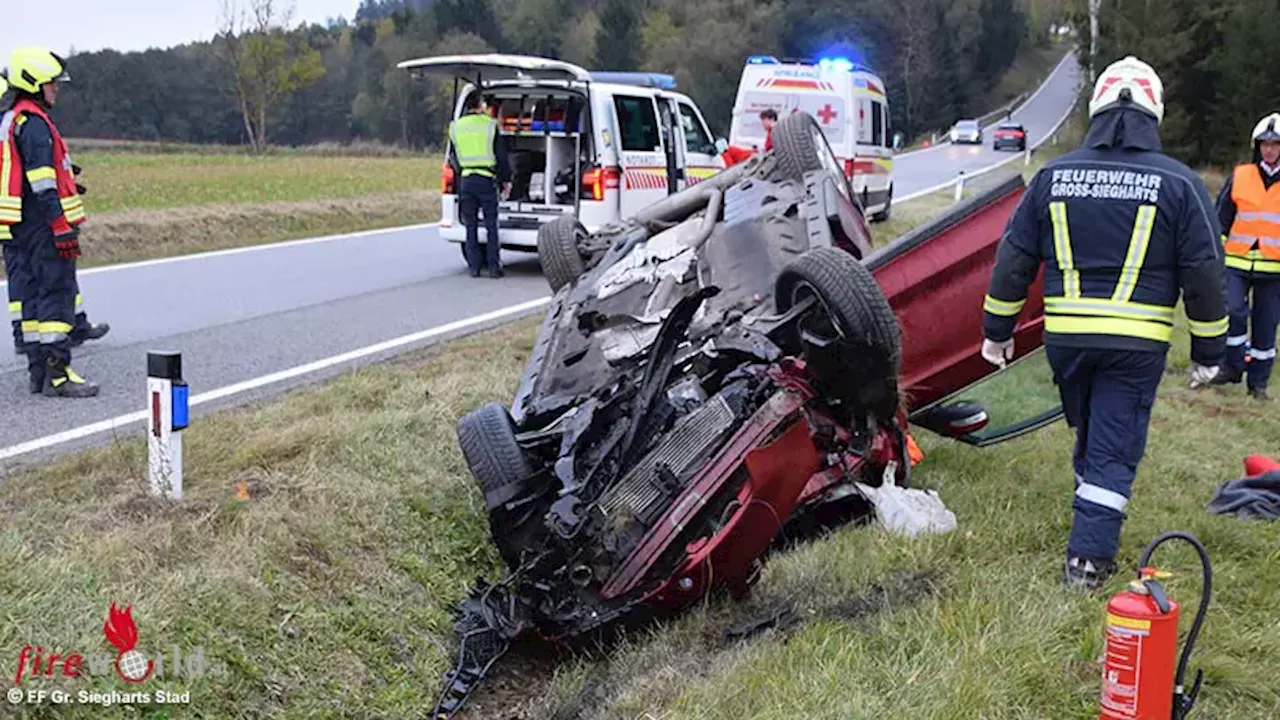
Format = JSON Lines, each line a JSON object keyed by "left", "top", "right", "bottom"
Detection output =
{"left": 448, "top": 93, "right": 510, "bottom": 278}
{"left": 1206, "top": 113, "right": 1280, "bottom": 401}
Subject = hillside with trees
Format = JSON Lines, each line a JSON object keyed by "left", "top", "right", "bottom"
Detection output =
{"left": 51, "top": 0, "right": 1042, "bottom": 151}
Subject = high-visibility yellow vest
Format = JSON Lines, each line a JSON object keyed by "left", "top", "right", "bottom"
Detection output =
{"left": 449, "top": 113, "right": 498, "bottom": 178}
{"left": 1225, "top": 163, "right": 1280, "bottom": 273}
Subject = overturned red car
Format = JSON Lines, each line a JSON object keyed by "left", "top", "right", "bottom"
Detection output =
{"left": 435, "top": 111, "right": 1061, "bottom": 717}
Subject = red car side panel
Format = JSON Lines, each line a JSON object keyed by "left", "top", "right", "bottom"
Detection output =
{"left": 868, "top": 177, "right": 1048, "bottom": 411}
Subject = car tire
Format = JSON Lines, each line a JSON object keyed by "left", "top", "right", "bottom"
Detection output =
{"left": 770, "top": 112, "right": 826, "bottom": 182}
{"left": 537, "top": 215, "right": 588, "bottom": 292}
{"left": 775, "top": 246, "right": 902, "bottom": 418}
{"left": 457, "top": 402, "right": 533, "bottom": 511}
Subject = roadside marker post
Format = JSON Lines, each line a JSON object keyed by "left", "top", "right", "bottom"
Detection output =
{"left": 954, "top": 170, "right": 966, "bottom": 202}
{"left": 147, "top": 351, "right": 188, "bottom": 500}
{"left": 1025, "top": 146, "right": 1032, "bottom": 166}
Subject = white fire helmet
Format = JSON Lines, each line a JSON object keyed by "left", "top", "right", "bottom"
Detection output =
{"left": 1089, "top": 56, "right": 1164, "bottom": 124}
{"left": 1251, "top": 113, "right": 1280, "bottom": 144}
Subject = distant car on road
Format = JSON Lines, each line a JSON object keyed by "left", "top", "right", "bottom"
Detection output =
{"left": 949, "top": 119, "right": 982, "bottom": 144}
{"left": 992, "top": 121, "right": 1028, "bottom": 152}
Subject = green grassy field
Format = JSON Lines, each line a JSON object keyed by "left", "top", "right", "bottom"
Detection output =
{"left": 3, "top": 113, "right": 1277, "bottom": 719}
{"left": 0, "top": 150, "right": 446, "bottom": 272}
{"left": 77, "top": 152, "right": 440, "bottom": 213}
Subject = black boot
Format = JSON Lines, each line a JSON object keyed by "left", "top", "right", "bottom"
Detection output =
{"left": 1064, "top": 555, "right": 1117, "bottom": 591}
{"left": 42, "top": 357, "right": 99, "bottom": 398}
{"left": 1208, "top": 369, "right": 1242, "bottom": 386}
{"left": 70, "top": 321, "right": 110, "bottom": 347}
{"left": 1248, "top": 386, "right": 1270, "bottom": 402}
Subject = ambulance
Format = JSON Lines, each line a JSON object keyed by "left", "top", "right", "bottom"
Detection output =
{"left": 729, "top": 55, "right": 896, "bottom": 222}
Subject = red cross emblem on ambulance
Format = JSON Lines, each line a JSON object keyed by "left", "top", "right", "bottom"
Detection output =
{"left": 817, "top": 104, "right": 839, "bottom": 125}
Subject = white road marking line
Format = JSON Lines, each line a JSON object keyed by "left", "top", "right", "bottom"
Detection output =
{"left": 0, "top": 297, "right": 550, "bottom": 462}
{"left": 0, "top": 224, "right": 443, "bottom": 292}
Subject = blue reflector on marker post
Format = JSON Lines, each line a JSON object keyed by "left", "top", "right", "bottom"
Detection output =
{"left": 172, "top": 380, "right": 189, "bottom": 432}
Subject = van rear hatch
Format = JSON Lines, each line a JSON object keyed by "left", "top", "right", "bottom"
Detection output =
{"left": 399, "top": 54, "right": 598, "bottom": 230}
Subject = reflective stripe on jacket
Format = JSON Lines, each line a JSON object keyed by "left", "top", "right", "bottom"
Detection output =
{"left": 982, "top": 146, "right": 1228, "bottom": 367}
{"left": 1224, "top": 163, "right": 1280, "bottom": 273}
{"left": 0, "top": 97, "right": 85, "bottom": 235}
{"left": 449, "top": 113, "right": 498, "bottom": 178}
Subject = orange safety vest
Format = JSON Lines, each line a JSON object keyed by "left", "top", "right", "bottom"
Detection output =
{"left": 1225, "top": 163, "right": 1280, "bottom": 273}
{"left": 0, "top": 97, "right": 85, "bottom": 240}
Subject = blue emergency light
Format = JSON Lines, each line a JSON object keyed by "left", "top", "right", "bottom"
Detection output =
{"left": 818, "top": 57, "right": 855, "bottom": 72}
{"left": 747, "top": 55, "right": 779, "bottom": 64}
{"left": 589, "top": 72, "right": 678, "bottom": 90}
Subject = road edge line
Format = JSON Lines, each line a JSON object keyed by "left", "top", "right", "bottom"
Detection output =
{"left": 0, "top": 296, "right": 550, "bottom": 464}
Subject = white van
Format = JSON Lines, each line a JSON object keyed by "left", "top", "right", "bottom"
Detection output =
{"left": 728, "top": 55, "right": 895, "bottom": 221}
{"left": 397, "top": 54, "right": 727, "bottom": 256}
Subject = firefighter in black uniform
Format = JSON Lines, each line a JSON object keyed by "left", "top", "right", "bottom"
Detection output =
{"left": 1, "top": 48, "right": 101, "bottom": 397}
{"left": 979, "top": 56, "right": 1228, "bottom": 590}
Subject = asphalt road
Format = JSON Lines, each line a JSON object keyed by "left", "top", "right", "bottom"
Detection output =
{"left": 0, "top": 50, "right": 1082, "bottom": 467}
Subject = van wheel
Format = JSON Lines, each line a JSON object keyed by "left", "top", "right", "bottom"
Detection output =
{"left": 775, "top": 246, "right": 902, "bottom": 419}
{"left": 537, "top": 216, "right": 588, "bottom": 292}
{"left": 870, "top": 186, "right": 892, "bottom": 223}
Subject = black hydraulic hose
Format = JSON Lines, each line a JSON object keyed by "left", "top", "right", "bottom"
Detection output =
{"left": 1136, "top": 531, "right": 1212, "bottom": 719}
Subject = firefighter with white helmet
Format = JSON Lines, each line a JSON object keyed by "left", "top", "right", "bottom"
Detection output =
{"left": 1202, "top": 112, "right": 1280, "bottom": 400}
{"left": 979, "top": 55, "right": 1228, "bottom": 589}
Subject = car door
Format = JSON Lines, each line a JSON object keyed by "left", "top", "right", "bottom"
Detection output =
{"left": 863, "top": 172, "right": 1065, "bottom": 447}
{"left": 611, "top": 93, "right": 670, "bottom": 219}
{"left": 671, "top": 97, "right": 723, "bottom": 188}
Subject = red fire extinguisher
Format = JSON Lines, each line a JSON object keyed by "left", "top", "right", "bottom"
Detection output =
{"left": 1099, "top": 531, "right": 1213, "bottom": 720}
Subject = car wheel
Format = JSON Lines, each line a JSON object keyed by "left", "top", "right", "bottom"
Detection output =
{"left": 456, "top": 402, "right": 534, "bottom": 511}
{"left": 775, "top": 246, "right": 902, "bottom": 418}
{"left": 537, "top": 215, "right": 589, "bottom": 292}
{"left": 770, "top": 112, "right": 850, "bottom": 200}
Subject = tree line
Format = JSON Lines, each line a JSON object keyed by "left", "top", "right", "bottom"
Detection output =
{"left": 45, "top": 0, "right": 1049, "bottom": 153}
{"left": 1064, "top": 0, "right": 1280, "bottom": 167}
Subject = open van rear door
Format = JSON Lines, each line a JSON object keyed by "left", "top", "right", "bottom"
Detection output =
{"left": 397, "top": 54, "right": 592, "bottom": 84}
{"left": 865, "top": 172, "right": 1065, "bottom": 447}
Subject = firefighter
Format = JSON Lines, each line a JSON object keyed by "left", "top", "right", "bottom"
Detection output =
{"left": 1, "top": 47, "right": 99, "bottom": 397}
{"left": 448, "top": 92, "right": 510, "bottom": 278}
{"left": 979, "top": 56, "right": 1228, "bottom": 590}
{"left": 1202, "top": 113, "right": 1280, "bottom": 400}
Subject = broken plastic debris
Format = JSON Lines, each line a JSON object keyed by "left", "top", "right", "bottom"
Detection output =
{"left": 854, "top": 482, "right": 957, "bottom": 538}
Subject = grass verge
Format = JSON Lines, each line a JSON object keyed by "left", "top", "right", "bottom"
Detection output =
{"left": 3, "top": 118, "right": 1277, "bottom": 720}
{"left": 75, "top": 191, "right": 441, "bottom": 270}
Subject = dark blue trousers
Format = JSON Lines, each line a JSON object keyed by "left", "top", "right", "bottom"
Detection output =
{"left": 1224, "top": 266, "right": 1280, "bottom": 391}
{"left": 3, "top": 237, "right": 35, "bottom": 351}
{"left": 458, "top": 174, "right": 501, "bottom": 275}
{"left": 1046, "top": 346, "right": 1166, "bottom": 561}
{"left": 28, "top": 228, "right": 78, "bottom": 366}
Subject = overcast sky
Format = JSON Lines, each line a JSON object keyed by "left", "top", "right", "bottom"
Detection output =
{"left": 1, "top": 0, "right": 359, "bottom": 57}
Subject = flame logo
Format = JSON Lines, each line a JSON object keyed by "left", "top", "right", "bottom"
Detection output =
{"left": 103, "top": 603, "right": 153, "bottom": 683}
